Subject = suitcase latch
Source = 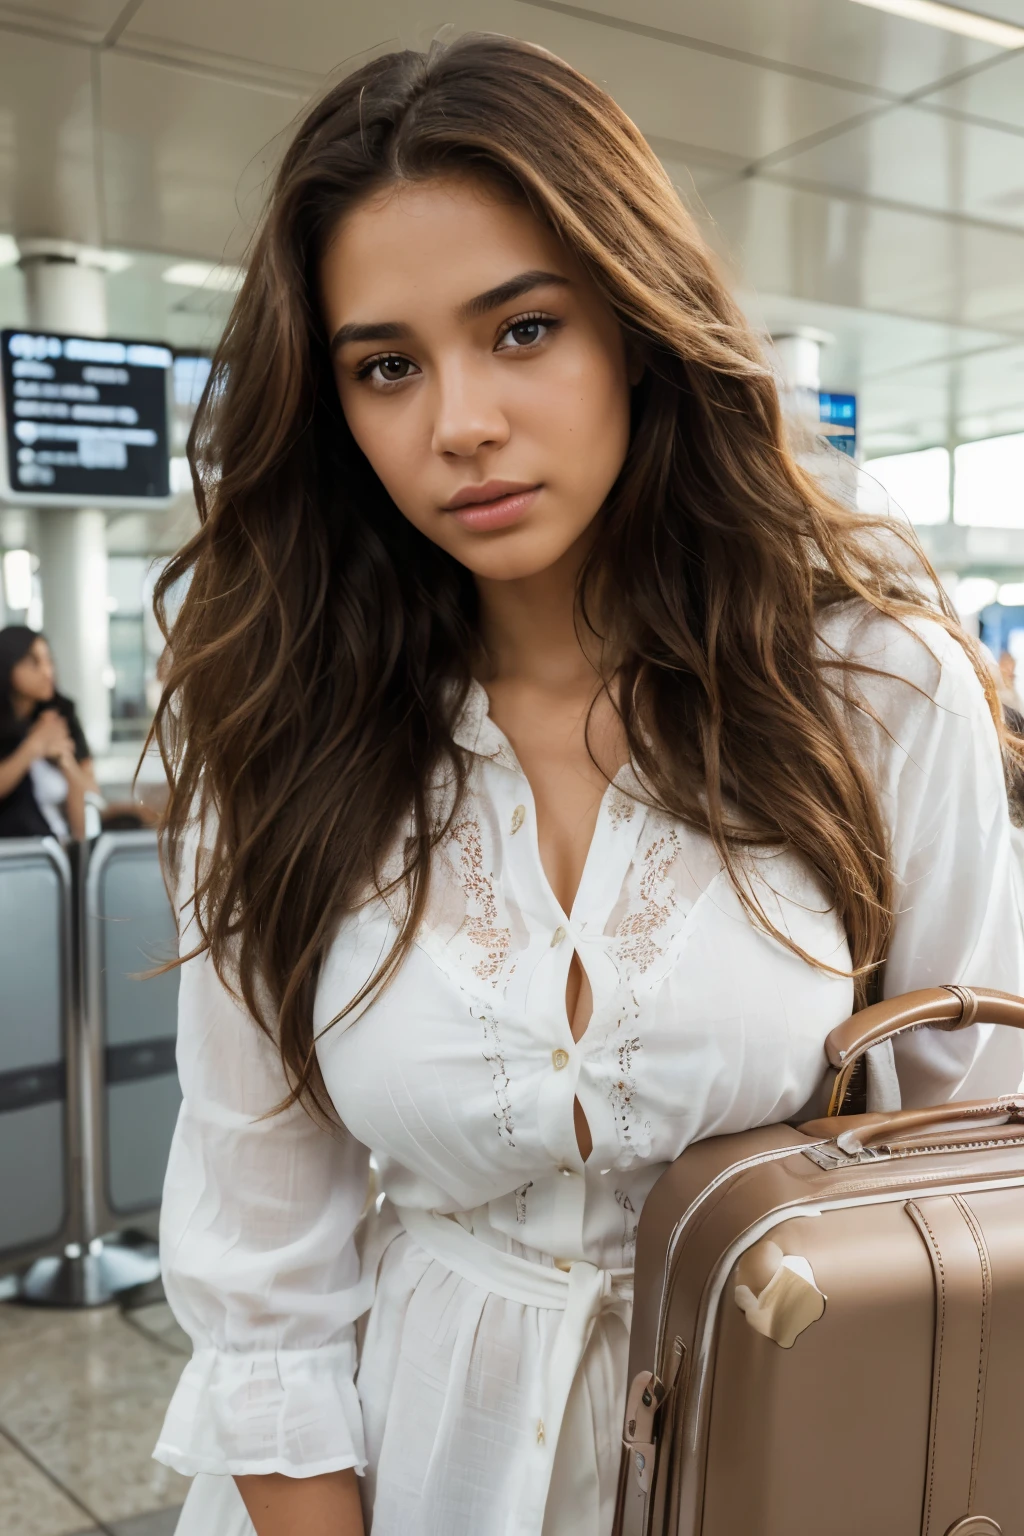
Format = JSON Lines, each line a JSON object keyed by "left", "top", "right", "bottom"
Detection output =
{"left": 622, "top": 1338, "right": 685, "bottom": 1494}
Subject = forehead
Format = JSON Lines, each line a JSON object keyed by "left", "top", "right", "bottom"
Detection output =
{"left": 320, "top": 175, "right": 570, "bottom": 322}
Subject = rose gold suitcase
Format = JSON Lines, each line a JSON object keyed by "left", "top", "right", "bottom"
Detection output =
{"left": 615, "top": 985, "right": 1024, "bottom": 1536}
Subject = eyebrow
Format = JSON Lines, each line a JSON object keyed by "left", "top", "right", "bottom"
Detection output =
{"left": 328, "top": 269, "right": 570, "bottom": 354}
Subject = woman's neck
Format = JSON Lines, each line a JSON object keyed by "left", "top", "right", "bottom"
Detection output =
{"left": 474, "top": 537, "right": 606, "bottom": 694}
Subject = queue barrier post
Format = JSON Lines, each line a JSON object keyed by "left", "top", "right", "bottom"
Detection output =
{"left": 0, "top": 838, "right": 76, "bottom": 1279}
{"left": 9, "top": 831, "right": 181, "bottom": 1305}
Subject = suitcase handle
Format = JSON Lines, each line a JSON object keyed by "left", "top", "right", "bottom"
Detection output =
{"left": 823, "top": 985, "right": 1024, "bottom": 1116}
{"left": 800, "top": 1093, "right": 1024, "bottom": 1151}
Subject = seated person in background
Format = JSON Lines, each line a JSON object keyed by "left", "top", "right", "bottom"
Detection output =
{"left": 0, "top": 625, "right": 96, "bottom": 840}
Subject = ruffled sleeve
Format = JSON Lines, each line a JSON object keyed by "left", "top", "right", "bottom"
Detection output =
{"left": 825, "top": 606, "right": 1024, "bottom": 1108}
{"left": 153, "top": 842, "right": 372, "bottom": 1480}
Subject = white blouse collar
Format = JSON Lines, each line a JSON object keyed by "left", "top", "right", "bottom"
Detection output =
{"left": 451, "top": 679, "right": 521, "bottom": 772}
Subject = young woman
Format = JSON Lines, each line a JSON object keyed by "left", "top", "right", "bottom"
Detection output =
{"left": 152, "top": 36, "right": 1024, "bottom": 1536}
{"left": 0, "top": 625, "right": 94, "bottom": 840}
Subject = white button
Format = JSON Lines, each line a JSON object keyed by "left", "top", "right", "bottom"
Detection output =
{"left": 511, "top": 804, "right": 526, "bottom": 834}
{"left": 559, "top": 1166, "right": 575, "bottom": 1177}
{"left": 550, "top": 925, "right": 567, "bottom": 947}
{"left": 551, "top": 1048, "right": 569, "bottom": 1071}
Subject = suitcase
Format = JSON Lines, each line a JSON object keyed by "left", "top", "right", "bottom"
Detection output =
{"left": 615, "top": 984, "right": 1024, "bottom": 1536}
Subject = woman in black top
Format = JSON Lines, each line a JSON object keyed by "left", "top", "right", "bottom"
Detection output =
{"left": 0, "top": 626, "right": 94, "bottom": 840}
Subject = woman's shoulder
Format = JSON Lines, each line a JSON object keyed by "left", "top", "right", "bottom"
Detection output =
{"left": 816, "top": 599, "right": 985, "bottom": 721}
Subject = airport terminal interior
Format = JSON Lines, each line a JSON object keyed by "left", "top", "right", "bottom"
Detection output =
{"left": 3, "top": 0, "right": 1024, "bottom": 1532}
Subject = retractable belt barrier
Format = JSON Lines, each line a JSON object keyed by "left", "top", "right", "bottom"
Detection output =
{"left": 0, "top": 831, "right": 180, "bottom": 1304}
{"left": 86, "top": 833, "right": 181, "bottom": 1227}
{"left": 0, "top": 838, "right": 74, "bottom": 1271}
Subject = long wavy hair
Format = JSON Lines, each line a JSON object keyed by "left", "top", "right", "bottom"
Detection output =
{"left": 153, "top": 34, "right": 1014, "bottom": 1112}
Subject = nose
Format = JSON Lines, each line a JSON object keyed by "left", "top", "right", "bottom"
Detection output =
{"left": 430, "top": 357, "right": 510, "bottom": 460}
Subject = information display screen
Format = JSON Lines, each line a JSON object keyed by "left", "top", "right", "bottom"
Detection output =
{"left": 1, "top": 330, "right": 173, "bottom": 507}
{"left": 818, "top": 391, "right": 857, "bottom": 459}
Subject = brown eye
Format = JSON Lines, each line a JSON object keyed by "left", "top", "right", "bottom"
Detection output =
{"left": 508, "top": 321, "right": 541, "bottom": 346}
{"left": 497, "top": 315, "right": 558, "bottom": 352}
{"left": 377, "top": 356, "right": 411, "bottom": 381}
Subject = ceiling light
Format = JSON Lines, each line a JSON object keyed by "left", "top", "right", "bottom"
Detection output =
{"left": 162, "top": 261, "right": 245, "bottom": 293}
{"left": 83, "top": 248, "right": 134, "bottom": 274}
{"left": 0, "top": 235, "right": 18, "bottom": 268}
{"left": 997, "top": 581, "right": 1024, "bottom": 606}
{"left": 848, "top": 0, "right": 1024, "bottom": 48}
{"left": 15, "top": 238, "right": 133, "bottom": 273}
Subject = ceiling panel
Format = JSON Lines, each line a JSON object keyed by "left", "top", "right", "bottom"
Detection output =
{"left": 105, "top": 249, "right": 236, "bottom": 353}
{"left": 738, "top": 288, "right": 1024, "bottom": 453}
{"left": 958, "top": 0, "right": 1024, "bottom": 19}
{"left": 741, "top": 289, "right": 1007, "bottom": 383}
{"left": 515, "top": 0, "right": 1003, "bottom": 97}
{"left": 762, "top": 104, "right": 1024, "bottom": 227}
{"left": 953, "top": 342, "right": 1024, "bottom": 441}
{"left": 99, "top": 50, "right": 306, "bottom": 260}
{"left": 0, "top": 29, "right": 98, "bottom": 243}
{"left": 0, "top": 0, "right": 127, "bottom": 43}
{"left": 857, "top": 343, "right": 1024, "bottom": 453}
{"left": 922, "top": 51, "right": 1024, "bottom": 136}
{"left": 507, "top": 4, "right": 884, "bottom": 161}
{"left": 124, "top": 0, "right": 396, "bottom": 80}
{"left": 701, "top": 176, "right": 1024, "bottom": 335}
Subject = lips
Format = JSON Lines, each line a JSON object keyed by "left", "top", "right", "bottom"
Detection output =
{"left": 442, "top": 480, "right": 539, "bottom": 511}
{"left": 442, "top": 481, "right": 542, "bottom": 533}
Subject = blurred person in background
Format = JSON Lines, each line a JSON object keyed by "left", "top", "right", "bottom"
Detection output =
{"left": 0, "top": 625, "right": 96, "bottom": 840}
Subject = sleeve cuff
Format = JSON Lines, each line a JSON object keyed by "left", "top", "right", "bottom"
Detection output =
{"left": 152, "top": 1340, "right": 366, "bottom": 1479}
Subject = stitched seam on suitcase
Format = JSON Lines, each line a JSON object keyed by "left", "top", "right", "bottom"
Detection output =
{"left": 955, "top": 1194, "right": 992, "bottom": 1510}
{"left": 908, "top": 1201, "right": 946, "bottom": 1536}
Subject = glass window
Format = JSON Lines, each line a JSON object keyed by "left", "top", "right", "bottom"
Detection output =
{"left": 954, "top": 433, "right": 1024, "bottom": 528}
{"left": 862, "top": 447, "right": 950, "bottom": 525}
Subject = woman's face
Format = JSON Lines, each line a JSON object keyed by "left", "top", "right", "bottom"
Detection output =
{"left": 321, "top": 175, "right": 637, "bottom": 583}
{"left": 10, "top": 638, "right": 55, "bottom": 705}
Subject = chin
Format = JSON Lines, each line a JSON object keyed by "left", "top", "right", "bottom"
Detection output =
{"left": 452, "top": 535, "right": 582, "bottom": 582}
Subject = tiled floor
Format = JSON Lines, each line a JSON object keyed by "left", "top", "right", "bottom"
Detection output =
{"left": 0, "top": 1290, "right": 190, "bottom": 1535}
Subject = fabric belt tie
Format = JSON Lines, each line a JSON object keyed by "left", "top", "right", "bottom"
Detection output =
{"left": 397, "top": 1204, "right": 632, "bottom": 1534}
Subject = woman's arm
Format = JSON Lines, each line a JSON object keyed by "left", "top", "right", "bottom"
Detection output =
{"left": 154, "top": 818, "right": 374, "bottom": 1509}
{"left": 236, "top": 1469, "right": 364, "bottom": 1536}
{"left": 843, "top": 615, "right": 1024, "bottom": 1104}
{"left": 0, "top": 710, "right": 69, "bottom": 799}
{"left": 55, "top": 743, "right": 88, "bottom": 841}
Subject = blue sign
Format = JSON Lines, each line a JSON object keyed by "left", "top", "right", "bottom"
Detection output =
{"left": 819, "top": 392, "right": 857, "bottom": 459}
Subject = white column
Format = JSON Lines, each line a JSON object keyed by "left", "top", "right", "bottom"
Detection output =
{"left": 21, "top": 243, "right": 112, "bottom": 754}
{"left": 771, "top": 329, "right": 829, "bottom": 442}
{"left": 34, "top": 509, "right": 110, "bottom": 753}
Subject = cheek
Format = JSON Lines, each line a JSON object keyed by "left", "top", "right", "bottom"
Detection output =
{"left": 341, "top": 388, "right": 428, "bottom": 504}
{"left": 540, "top": 348, "right": 630, "bottom": 494}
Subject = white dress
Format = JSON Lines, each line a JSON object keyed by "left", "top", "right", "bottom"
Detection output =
{"left": 155, "top": 607, "right": 1024, "bottom": 1536}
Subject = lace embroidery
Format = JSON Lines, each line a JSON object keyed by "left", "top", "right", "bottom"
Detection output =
{"left": 476, "top": 999, "right": 516, "bottom": 1147}
{"left": 615, "top": 1188, "right": 638, "bottom": 1265}
{"left": 447, "top": 814, "right": 512, "bottom": 984}
{"left": 514, "top": 1181, "right": 533, "bottom": 1223}
{"left": 607, "top": 787, "right": 636, "bottom": 828}
{"left": 611, "top": 828, "right": 681, "bottom": 975}
{"left": 608, "top": 1023, "right": 650, "bottom": 1161}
